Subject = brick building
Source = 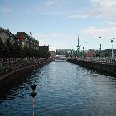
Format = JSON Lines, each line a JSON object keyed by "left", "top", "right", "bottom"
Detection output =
{"left": 15, "top": 32, "right": 39, "bottom": 50}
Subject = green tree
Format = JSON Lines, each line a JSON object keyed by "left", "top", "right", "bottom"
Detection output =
{"left": 0, "top": 37, "right": 6, "bottom": 58}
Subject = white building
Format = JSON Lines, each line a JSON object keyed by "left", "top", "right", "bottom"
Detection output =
{"left": 50, "top": 51, "right": 56, "bottom": 58}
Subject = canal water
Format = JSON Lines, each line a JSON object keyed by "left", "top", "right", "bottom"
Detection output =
{"left": 0, "top": 61, "right": 116, "bottom": 116}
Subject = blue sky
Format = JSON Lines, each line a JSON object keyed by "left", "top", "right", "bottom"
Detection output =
{"left": 0, "top": 0, "right": 116, "bottom": 51}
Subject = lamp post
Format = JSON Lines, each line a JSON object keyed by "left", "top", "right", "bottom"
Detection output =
{"left": 111, "top": 38, "right": 114, "bottom": 60}
{"left": 83, "top": 47, "right": 84, "bottom": 59}
{"left": 82, "top": 42, "right": 88, "bottom": 60}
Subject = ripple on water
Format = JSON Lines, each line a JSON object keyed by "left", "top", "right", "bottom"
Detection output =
{"left": 0, "top": 61, "right": 116, "bottom": 116}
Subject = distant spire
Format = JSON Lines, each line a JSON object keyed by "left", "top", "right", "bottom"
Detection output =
{"left": 76, "top": 34, "right": 80, "bottom": 56}
{"left": 78, "top": 34, "right": 79, "bottom": 46}
{"left": 99, "top": 43, "right": 101, "bottom": 51}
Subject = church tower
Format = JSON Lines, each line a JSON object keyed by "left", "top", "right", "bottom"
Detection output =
{"left": 76, "top": 35, "right": 80, "bottom": 56}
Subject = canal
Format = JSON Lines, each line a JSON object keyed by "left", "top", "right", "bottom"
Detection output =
{"left": 0, "top": 61, "right": 116, "bottom": 116}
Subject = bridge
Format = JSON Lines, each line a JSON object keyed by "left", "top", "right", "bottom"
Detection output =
{"left": 54, "top": 55, "right": 67, "bottom": 61}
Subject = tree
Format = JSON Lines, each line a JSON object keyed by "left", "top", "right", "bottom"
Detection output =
{"left": 0, "top": 37, "right": 6, "bottom": 58}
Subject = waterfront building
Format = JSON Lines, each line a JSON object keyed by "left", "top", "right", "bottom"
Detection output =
{"left": 56, "top": 49, "right": 76, "bottom": 58}
{"left": 86, "top": 49, "right": 96, "bottom": 57}
{"left": 56, "top": 49, "right": 72, "bottom": 55}
{"left": 50, "top": 51, "right": 56, "bottom": 58}
{"left": 15, "top": 32, "right": 39, "bottom": 50}
{"left": 39, "top": 45, "right": 49, "bottom": 52}
{"left": 99, "top": 49, "right": 116, "bottom": 58}
{"left": 0, "top": 27, "right": 14, "bottom": 44}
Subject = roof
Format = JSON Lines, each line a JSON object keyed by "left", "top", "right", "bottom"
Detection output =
{"left": 16, "top": 32, "right": 39, "bottom": 43}
{"left": 0, "top": 27, "right": 13, "bottom": 36}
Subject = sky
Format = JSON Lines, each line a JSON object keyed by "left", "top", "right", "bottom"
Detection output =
{"left": 0, "top": 0, "right": 116, "bottom": 51}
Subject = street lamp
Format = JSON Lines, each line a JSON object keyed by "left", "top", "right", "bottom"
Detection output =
{"left": 82, "top": 42, "right": 88, "bottom": 59}
{"left": 111, "top": 38, "right": 114, "bottom": 60}
{"left": 83, "top": 47, "right": 84, "bottom": 59}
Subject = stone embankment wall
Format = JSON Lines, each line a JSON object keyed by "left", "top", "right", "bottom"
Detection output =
{"left": 67, "top": 59, "right": 116, "bottom": 77}
{"left": 0, "top": 58, "right": 52, "bottom": 81}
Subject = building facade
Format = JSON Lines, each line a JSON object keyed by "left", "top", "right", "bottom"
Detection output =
{"left": 86, "top": 49, "right": 96, "bottom": 57}
{"left": 0, "top": 27, "right": 14, "bottom": 44}
{"left": 56, "top": 49, "right": 72, "bottom": 55}
{"left": 15, "top": 32, "right": 39, "bottom": 50}
{"left": 39, "top": 45, "right": 49, "bottom": 52}
{"left": 50, "top": 51, "right": 56, "bottom": 58}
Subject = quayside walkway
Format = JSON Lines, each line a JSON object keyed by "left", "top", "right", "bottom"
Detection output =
{"left": 0, "top": 58, "right": 52, "bottom": 81}
{"left": 67, "top": 58, "right": 116, "bottom": 77}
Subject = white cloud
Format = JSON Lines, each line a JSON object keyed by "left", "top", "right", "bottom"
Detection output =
{"left": 106, "top": 21, "right": 116, "bottom": 26}
{"left": 45, "top": 0, "right": 58, "bottom": 6}
{"left": 43, "top": 0, "right": 65, "bottom": 10}
{"left": 0, "top": 7, "right": 12, "bottom": 13}
{"left": 69, "top": 0, "right": 116, "bottom": 21}
{"left": 91, "top": 0, "right": 116, "bottom": 7}
{"left": 81, "top": 26, "right": 116, "bottom": 38}
{"left": 68, "top": 14, "right": 89, "bottom": 19}
{"left": 90, "top": 0, "right": 116, "bottom": 20}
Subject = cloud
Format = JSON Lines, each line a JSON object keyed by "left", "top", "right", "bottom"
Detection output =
{"left": 91, "top": 0, "right": 116, "bottom": 7}
{"left": 90, "top": 0, "right": 116, "bottom": 20}
{"left": 45, "top": 0, "right": 59, "bottom": 6}
{"left": 68, "top": 0, "right": 116, "bottom": 21}
{"left": 0, "top": 7, "right": 12, "bottom": 13}
{"left": 43, "top": 0, "right": 65, "bottom": 11}
{"left": 106, "top": 21, "right": 116, "bottom": 26}
{"left": 81, "top": 26, "right": 116, "bottom": 38}
{"left": 68, "top": 14, "right": 89, "bottom": 19}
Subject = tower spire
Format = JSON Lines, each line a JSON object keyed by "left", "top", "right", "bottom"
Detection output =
{"left": 78, "top": 34, "right": 79, "bottom": 46}
{"left": 99, "top": 43, "right": 101, "bottom": 51}
{"left": 77, "top": 34, "right": 80, "bottom": 56}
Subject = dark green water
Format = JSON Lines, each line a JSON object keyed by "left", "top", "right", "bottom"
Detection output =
{"left": 0, "top": 61, "right": 116, "bottom": 116}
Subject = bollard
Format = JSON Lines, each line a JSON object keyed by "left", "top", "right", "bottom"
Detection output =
{"left": 31, "top": 91, "right": 37, "bottom": 98}
{"left": 30, "top": 84, "right": 37, "bottom": 116}
{"left": 30, "top": 84, "right": 37, "bottom": 91}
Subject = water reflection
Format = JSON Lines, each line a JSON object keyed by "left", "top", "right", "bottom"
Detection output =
{"left": 0, "top": 61, "right": 116, "bottom": 116}
{"left": 0, "top": 68, "right": 39, "bottom": 102}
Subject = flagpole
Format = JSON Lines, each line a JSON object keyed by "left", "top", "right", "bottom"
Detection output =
{"left": 111, "top": 38, "right": 114, "bottom": 60}
{"left": 32, "top": 98, "right": 35, "bottom": 116}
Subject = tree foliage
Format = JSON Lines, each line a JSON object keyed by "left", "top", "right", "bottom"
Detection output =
{"left": 0, "top": 37, "right": 50, "bottom": 59}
